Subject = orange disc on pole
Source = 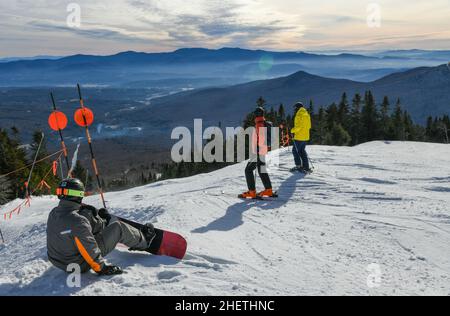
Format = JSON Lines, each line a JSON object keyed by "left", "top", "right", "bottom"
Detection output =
{"left": 74, "top": 107, "right": 94, "bottom": 127}
{"left": 48, "top": 111, "right": 68, "bottom": 131}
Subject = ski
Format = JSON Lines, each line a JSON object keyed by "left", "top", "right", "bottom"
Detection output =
{"left": 280, "top": 166, "right": 314, "bottom": 174}
{"left": 238, "top": 192, "right": 279, "bottom": 200}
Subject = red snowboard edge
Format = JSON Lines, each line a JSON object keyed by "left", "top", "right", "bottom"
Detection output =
{"left": 156, "top": 231, "right": 187, "bottom": 259}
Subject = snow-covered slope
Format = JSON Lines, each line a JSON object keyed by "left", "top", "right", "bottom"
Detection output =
{"left": 1, "top": 141, "right": 449, "bottom": 296}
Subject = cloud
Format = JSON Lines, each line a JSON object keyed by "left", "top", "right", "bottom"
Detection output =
{"left": 126, "top": 0, "right": 304, "bottom": 48}
{"left": 0, "top": 0, "right": 449, "bottom": 56}
{"left": 1, "top": 0, "right": 306, "bottom": 54}
{"left": 27, "top": 20, "right": 147, "bottom": 43}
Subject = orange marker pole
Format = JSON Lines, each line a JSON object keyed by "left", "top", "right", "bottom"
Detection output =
{"left": 50, "top": 93, "right": 71, "bottom": 176}
{"left": 76, "top": 84, "right": 107, "bottom": 208}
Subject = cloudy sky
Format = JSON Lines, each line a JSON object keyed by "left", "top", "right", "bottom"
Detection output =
{"left": 1, "top": 0, "right": 449, "bottom": 57}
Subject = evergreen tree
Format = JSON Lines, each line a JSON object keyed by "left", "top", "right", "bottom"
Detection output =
{"left": 325, "top": 124, "right": 351, "bottom": 146}
{"left": 278, "top": 104, "right": 285, "bottom": 120}
{"left": 0, "top": 177, "right": 13, "bottom": 204}
{"left": 403, "top": 111, "right": 414, "bottom": 140}
{"left": 337, "top": 93, "right": 350, "bottom": 130}
{"left": 425, "top": 116, "right": 433, "bottom": 138}
{"left": 361, "top": 91, "right": 379, "bottom": 142}
{"left": 437, "top": 121, "right": 449, "bottom": 143}
{"left": 308, "top": 100, "right": 314, "bottom": 116}
{"left": 349, "top": 94, "right": 363, "bottom": 145}
{"left": 392, "top": 99, "right": 406, "bottom": 140}
{"left": 314, "top": 107, "right": 327, "bottom": 144}
{"left": 0, "top": 128, "right": 28, "bottom": 200}
{"left": 72, "top": 161, "right": 93, "bottom": 190}
{"left": 379, "top": 96, "right": 391, "bottom": 139}
{"left": 326, "top": 103, "right": 339, "bottom": 130}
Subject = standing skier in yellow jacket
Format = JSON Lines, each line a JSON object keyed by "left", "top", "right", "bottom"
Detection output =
{"left": 291, "top": 102, "right": 312, "bottom": 173}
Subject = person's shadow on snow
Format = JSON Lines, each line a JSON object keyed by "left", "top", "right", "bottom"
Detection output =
{"left": 0, "top": 264, "right": 100, "bottom": 296}
{"left": 0, "top": 249, "right": 179, "bottom": 296}
{"left": 192, "top": 172, "right": 305, "bottom": 234}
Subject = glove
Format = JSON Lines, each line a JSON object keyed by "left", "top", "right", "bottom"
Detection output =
{"left": 80, "top": 204, "right": 98, "bottom": 217}
{"left": 98, "top": 208, "right": 111, "bottom": 223}
{"left": 97, "top": 264, "right": 123, "bottom": 276}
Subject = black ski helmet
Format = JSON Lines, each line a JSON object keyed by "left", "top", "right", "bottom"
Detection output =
{"left": 294, "top": 102, "right": 304, "bottom": 111}
{"left": 254, "top": 106, "right": 265, "bottom": 117}
{"left": 57, "top": 178, "right": 85, "bottom": 204}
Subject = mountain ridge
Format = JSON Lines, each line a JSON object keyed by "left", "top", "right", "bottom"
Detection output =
{"left": 0, "top": 47, "right": 447, "bottom": 86}
{"left": 140, "top": 64, "right": 450, "bottom": 126}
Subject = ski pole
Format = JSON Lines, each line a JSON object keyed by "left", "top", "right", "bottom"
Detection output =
{"left": 308, "top": 156, "right": 315, "bottom": 170}
{"left": 76, "top": 84, "right": 107, "bottom": 209}
{"left": 0, "top": 226, "right": 4, "bottom": 244}
{"left": 255, "top": 121, "right": 260, "bottom": 191}
{"left": 59, "top": 157, "right": 64, "bottom": 179}
{"left": 84, "top": 169, "right": 89, "bottom": 191}
{"left": 26, "top": 132, "right": 45, "bottom": 197}
{"left": 293, "top": 140, "right": 302, "bottom": 168}
{"left": 50, "top": 93, "right": 71, "bottom": 176}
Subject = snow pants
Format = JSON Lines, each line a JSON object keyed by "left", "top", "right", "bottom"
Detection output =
{"left": 245, "top": 157, "right": 272, "bottom": 191}
{"left": 293, "top": 140, "right": 309, "bottom": 170}
{"left": 94, "top": 217, "right": 148, "bottom": 256}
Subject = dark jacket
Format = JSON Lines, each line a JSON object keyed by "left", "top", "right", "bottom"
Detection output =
{"left": 46, "top": 200, "right": 106, "bottom": 273}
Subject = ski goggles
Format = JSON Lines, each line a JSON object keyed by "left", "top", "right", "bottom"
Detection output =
{"left": 56, "top": 188, "right": 85, "bottom": 198}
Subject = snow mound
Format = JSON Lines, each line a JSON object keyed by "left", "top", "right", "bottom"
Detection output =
{"left": 1, "top": 142, "right": 450, "bottom": 295}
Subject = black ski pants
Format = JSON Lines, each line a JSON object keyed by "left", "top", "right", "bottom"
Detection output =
{"left": 245, "top": 157, "right": 272, "bottom": 191}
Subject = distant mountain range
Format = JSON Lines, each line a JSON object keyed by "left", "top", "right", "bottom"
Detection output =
{"left": 372, "top": 49, "right": 450, "bottom": 60}
{"left": 0, "top": 64, "right": 448, "bottom": 145}
{"left": 0, "top": 55, "right": 63, "bottom": 63}
{"left": 131, "top": 64, "right": 450, "bottom": 128}
{"left": 0, "top": 48, "right": 448, "bottom": 87}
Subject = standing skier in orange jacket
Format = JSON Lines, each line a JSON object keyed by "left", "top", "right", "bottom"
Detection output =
{"left": 239, "top": 107, "right": 275, "bottom": 199}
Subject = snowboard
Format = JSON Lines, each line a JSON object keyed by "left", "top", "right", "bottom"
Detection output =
{"left": 117, "top": 216, "right": 187, "bottom": 260}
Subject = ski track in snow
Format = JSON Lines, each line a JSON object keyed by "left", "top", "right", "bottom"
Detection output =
{"left": 0, "top": 141, "right": 450, "bottom": 295}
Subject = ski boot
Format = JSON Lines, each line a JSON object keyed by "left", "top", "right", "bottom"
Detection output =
{"left": 257, "top": 189, "right": 277, "bottom": 198}
{"left": 129, "top": 223, "right": 161, "bottom": 253}
{"left": 290, "top": 166, "right": 313, "bottom": 174}
{"left": 300, "top": 167, "right": 313, "bottom": 174}
{"left": 290, "top": 165, "right": 303, "bottom": 172}
{"left": 238, "top": 190, "right": 257, "bottom": 199}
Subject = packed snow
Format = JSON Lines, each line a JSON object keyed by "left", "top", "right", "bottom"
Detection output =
{"left": 0, "top": 141, "right": 449, "bottom": 296}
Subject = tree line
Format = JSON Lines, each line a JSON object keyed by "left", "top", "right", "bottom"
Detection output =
{"left": 1, "top": 90, "right": 449, "bottom": 203}
{"left": 0, "top": 130, "right": 59, "bottom": 204}
{"left": 252, "top": 92, "right": 449, "bottom": 146}
{"left": 158, "top": 91, "right": 449, "bottom": 179}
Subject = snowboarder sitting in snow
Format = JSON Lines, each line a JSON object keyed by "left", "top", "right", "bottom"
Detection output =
{"left": 291, "top": 102, "right": 312, "bottom": 173}
{"left": 47, "top": 178, "right": 156, "bottom": 276}
{"left": 239, "top": 107, "right": 275, "bottom": 199}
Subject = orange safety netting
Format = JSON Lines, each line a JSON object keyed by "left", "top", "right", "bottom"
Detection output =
{"left": 0, "top": 149, "right": 64, "bottom": 180}
{"left": 0, "top": 153, "right": 62, "bottom": 221}
{"left": 280, "top": 124, "right": 291, "bottom": 147}
{"left": 52, "top": 161, "right": 58, "bottom": 176}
